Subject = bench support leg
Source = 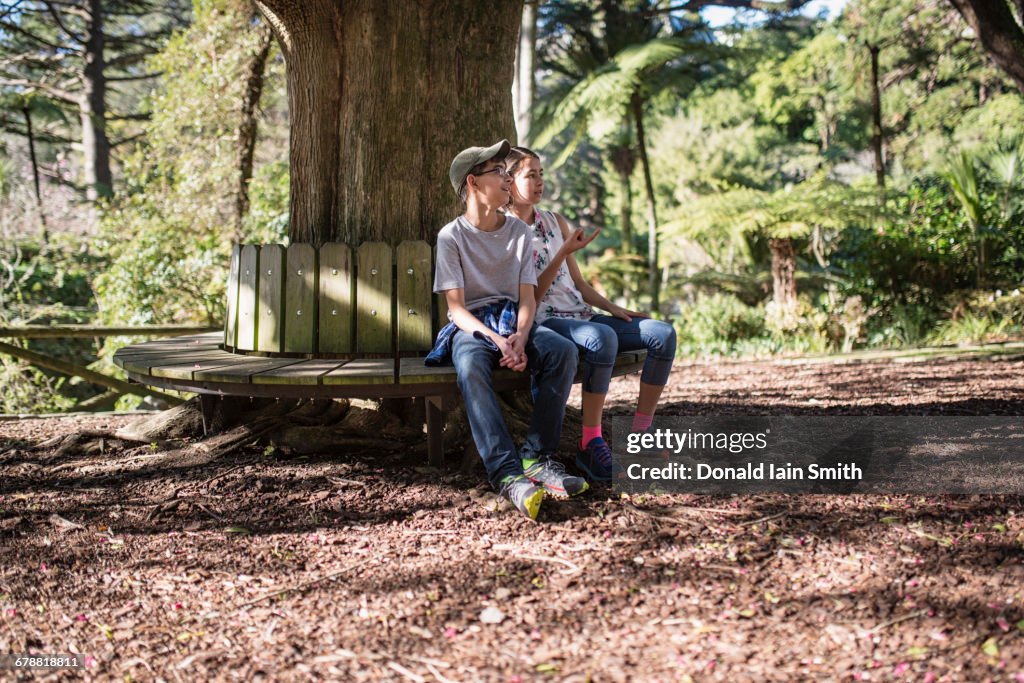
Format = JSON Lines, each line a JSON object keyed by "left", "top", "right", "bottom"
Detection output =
{"left": 199, "top": 394, "right": 217, "bottom": 437}
{"left": 425, "top": 395, "right": 446, "bottom": 468}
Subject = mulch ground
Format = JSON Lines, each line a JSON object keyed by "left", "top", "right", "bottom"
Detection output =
{"left": 1, "top": 351, "right": 1023, "bottom": 682}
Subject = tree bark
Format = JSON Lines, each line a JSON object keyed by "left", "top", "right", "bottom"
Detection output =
{"left": 254, "top": 0, "right": 522, "bottom": 247}
{"left": 631, "top": 91, "right": 660, "bottom": 312}
{"left": 769, "top": 237, "right": 798, "bottom": 310}
{"left": 513, "top": 1, "right": 538, "bottom": 144}
{"left": 80, "top": 0, "right": 113, "bottom": 201}
{"left": 235, "top": 20, "right": 274, "bottom": 241}
{"left": 868, "top": 43, "right": 886, "bottom": 193}
{"left": 948, "top": 0, "right": 1024, "bottom": 96}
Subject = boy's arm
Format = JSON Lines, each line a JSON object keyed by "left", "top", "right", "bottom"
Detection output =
{"left": 504, "top": 284, "right": 535, "bottom": 373}
{"left": 443, "top": 288, "right": 522, "bottom": 369}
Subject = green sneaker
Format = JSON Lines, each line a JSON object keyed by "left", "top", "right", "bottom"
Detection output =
{"left": 523, "top": 458, "right": 590, "bottom": 498}
{"left": 498, "top": 474, "right": 544, "bottom": 520}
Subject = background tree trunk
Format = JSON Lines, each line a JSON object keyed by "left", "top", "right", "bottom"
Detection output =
{"left": 235, "top": 21, "right": 274, "bottom": 241}
{"left": 948, "top": 0, "right": 1024, "bottom": 96}
{"left": 80, "top": 0, "right": 113, "bottom": 202}
{"left": 610, "top": 143, "right": 635, "bottom": 254}
{"left": 868, "top": 43, "right": 886, "bottom": 193}
{"left": 255, "top": 0, "right": 523, "bottom": 247}
{"left": 631, "top": 91, "right": 660, "bottom": 312}
{"left": 769, "top": 237, "right": 798, "bottom": 310}
{"left": 513, "top": 1, "right": 538, "bottom": 145}
{"left": 21, "top": 105, "right": 47, "bottom": 242}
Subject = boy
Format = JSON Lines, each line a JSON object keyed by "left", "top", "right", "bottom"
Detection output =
{"left": 432, "top": 139, "right": 586, "bottom": 520}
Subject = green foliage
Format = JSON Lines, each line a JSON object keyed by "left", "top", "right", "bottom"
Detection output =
{"left": 0, "top": 356, "right": 75, "bottom": 414}
{"left": 674, "top": 292, "right": 771, "bottom": 357}
{"left": 94, "top": 0, "right": 284, "bottom": 326}
{"left": 673, "top": 292, "right": 832, "bottom": 357}
{"left": 833, "top": 180, "right": 974, "bottom": 311}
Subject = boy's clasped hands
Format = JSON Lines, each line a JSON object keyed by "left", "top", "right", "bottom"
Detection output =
{"left": 497, "top": 330, "right": 528, "bottom": 371}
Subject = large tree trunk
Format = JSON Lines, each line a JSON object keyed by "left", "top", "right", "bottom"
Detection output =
{"left": 631, "top": 91, "right": 660, "bottom": 312}
{"left": 254, "top": 0, "right": 522, "bottom": 247}
{"left": 513, "top": 1, "right": 538, "bottom": 145}
{"left": 80, "top": 0, "right": 113, "bottom": 202}
{"left": 769, "top": 237, "right": 798, "bottom": 311}
{"left": 868, "top": 43, "right": 886, "bottom": 193}
{"left": 948, "top": 0, "right": 1024, "bottom": 96}
{"left": 235, "top": 21, "right": 274, "bottom": 242}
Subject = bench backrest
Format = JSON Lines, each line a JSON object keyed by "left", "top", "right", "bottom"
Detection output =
{"left": 224, "top": 242, "right": 448, "bottom": 357}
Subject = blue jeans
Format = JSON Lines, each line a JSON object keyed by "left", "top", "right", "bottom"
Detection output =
{"left": 541, "top": 314, "right": 676, "bottom": 394}
{"left": 451, "top": 325, "right": 578, "bottom": 488}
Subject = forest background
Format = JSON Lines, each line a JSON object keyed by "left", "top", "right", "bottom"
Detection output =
{"left": 1, "top": 0, "right": 1022, "bottom": 414}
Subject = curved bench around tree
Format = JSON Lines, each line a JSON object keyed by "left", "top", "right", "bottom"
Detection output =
{"left": 114, "top": 242, "right": 646, "bottom": 466}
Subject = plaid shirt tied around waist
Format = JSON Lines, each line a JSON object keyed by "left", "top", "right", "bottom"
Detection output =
{"left": 424, "top": 299, "right": 519, "bottom": 367}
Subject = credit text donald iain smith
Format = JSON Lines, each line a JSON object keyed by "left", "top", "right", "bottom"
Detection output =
{"left": 624, "top": 428, "right": 863, "bottom": 482}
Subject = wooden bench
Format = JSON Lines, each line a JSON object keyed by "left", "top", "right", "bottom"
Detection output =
{"left": 114, "top": 242, "right": 646, "bottom": 466}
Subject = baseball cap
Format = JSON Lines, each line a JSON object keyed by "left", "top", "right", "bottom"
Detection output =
{"left": 449, "top": 139, "right": 511, "bottom": 195}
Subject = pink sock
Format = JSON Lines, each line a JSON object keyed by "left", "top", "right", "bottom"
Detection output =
{"left": 581, "top": 425, "right": 602, "bottom": 449}
{"left": 632, "top": 412, "right": 653, "bottom": 432}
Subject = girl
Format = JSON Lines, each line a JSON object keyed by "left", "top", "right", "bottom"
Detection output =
{"left": 505, "top": 146, "right": 677, "bottom": 481}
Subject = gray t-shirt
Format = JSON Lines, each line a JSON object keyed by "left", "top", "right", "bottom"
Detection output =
{"left": 433, "top": 214, "right": 537, "bottom": 311}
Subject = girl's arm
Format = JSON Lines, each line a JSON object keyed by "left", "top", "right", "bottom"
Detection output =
{"left": 535, "top": 213, "right": 600, "bottom": 302}
{"left": 554, "top": 214, "right": 647, "bottom": 321}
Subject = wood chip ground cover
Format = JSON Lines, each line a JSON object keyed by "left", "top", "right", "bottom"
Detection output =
{"left": 1, "top": 352, "right": 1023, "bottom": 681}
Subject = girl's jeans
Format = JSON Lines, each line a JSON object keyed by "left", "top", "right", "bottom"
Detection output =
{"left": 540, "top": 314, "right": 676, "bottom": 395}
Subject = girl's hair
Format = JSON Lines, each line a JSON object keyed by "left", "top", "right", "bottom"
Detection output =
{"left": 505, "top": 146, "right": 540, "bottom": 177}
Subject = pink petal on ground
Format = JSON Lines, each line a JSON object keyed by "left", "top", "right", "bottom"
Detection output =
{"left": 75, "top": 614, "right": 88, "bottom": 622}
{"left": 998, "top": 618, "right": 1011, "bottom": 632}
{"left": 923, "top": 672, "right": 937, "bottom": 683}
{"left": 893, "top": 662, "right": 910, "bottom": 675}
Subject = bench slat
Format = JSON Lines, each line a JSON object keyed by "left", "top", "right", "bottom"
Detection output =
{"left": 284, "top": 244, "right": 317, "bottom": 353}
{"left": 356, "top": 242, "right": 393, "bottom": 353}
{"left": 397, "top": 350, "right": 647, "bottom": 386}
{"left": 236, "top": 245, "right": 259, "bottom": 351}
{"left": 194, "top": 357, "right": 305, "bottom": 383}
{"left": 121, "top": 351, "right": 235, "bottom": 374}
{"left": 149, "top": 357, "right": 263, "bottom": 380}
{"left": 397, "top": 240, "right": 433, "bottom": 351}
{"left": 322, "top": 358, "right": 394, "bottom": 385}
{"left": 318, "top": 243, "right": 354, "bottom": 354}
{"left": 257, "top": 245, "right": 285, "bottom": 353}
{"left": 115, "top": 336, "right": 221, "bottom": 358}
{"left": 224, "top": 245, "right": 241, "bottom": 349}
{"left": 398, "top": 357, "right": 456, "bottom": 384}
{"left": 252, "top": 359, "right": 350, "bottom": 385}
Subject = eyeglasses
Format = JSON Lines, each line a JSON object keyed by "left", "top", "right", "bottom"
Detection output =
{"left": 473, "top": 166, "right": 509, "bottom": 179}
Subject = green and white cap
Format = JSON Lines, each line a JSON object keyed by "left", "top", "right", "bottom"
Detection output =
{"left": 449, "top": 139, "right": 511, "bottom": 195}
